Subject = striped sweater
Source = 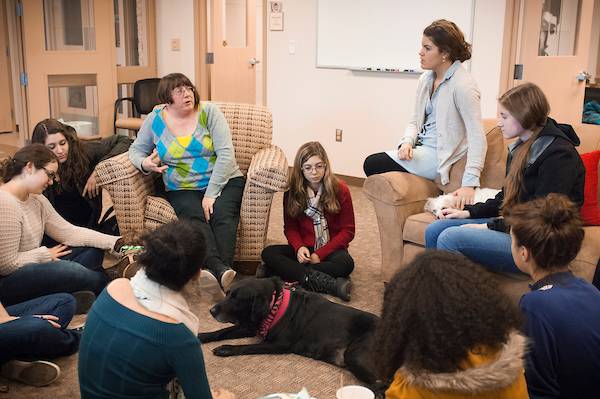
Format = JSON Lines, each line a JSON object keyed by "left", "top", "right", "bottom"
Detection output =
{"left": 0, "top": 190, "right": 119, "bottom": 276}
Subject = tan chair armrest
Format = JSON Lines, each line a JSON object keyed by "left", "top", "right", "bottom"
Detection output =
{"left": 94, "top": 152, "right": 154, "bottom": 234}
{"left": 363, "top": 172, "right": 440, "bottom": 206}
{"left": 246, "top": 145, "right": 288, "bottom": 192}
{"left": 95, "top": 152, "right": 144, "bottom": 186}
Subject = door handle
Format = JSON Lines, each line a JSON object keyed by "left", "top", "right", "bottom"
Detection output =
{"left": 576, "top": 71, "right": 591, "bottom": 82}
{"left": 249, "top": 58, "right": 261, "bottom": 66}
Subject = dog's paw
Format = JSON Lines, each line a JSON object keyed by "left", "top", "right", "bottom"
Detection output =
{"left": 197, "top": 332, "right": 216, "bottom": 343}
{"left": 213, "top": 345, "right": 238, "bottom": 357}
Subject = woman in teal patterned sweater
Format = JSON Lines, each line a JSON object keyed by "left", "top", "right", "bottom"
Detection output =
{"left": 129, "top": 73, "right": 244, "bottom": 292}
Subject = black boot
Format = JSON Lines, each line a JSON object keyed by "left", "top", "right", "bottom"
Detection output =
{"left": 303, "top": 269, "right": 352, "bottom": 302}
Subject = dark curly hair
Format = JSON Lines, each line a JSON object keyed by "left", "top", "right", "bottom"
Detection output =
{"left": 505, "top": 193, "right": 583, "bottom": 270}
{"left": 373, "top": 250, "right": 521, "bottom": 382}
{"left": 31, "top": 118, "right": 91, "bottom": 192}
{"left": 137, "top": 220, "right": 206, "bottom": 291}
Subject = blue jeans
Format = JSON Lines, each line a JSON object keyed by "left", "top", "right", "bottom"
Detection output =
{"left": 0, "top": 247, "right": 108, "bottom": 306}
{"left": 0, "top": 293, "right": 80, "bottom": 364}
{"left": 425, "top": 218, "right": 523, "bottom": 274}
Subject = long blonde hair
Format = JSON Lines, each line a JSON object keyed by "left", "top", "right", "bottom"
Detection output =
{"left": 500, "top": 83, "right": 550, "bottom": 211}
{"left": 286, "top": 142, "right": 340, "bottom": 218}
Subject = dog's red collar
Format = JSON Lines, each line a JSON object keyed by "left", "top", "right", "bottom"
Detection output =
{"left": 257, "top": 287, "right": 291, "bottom": 339}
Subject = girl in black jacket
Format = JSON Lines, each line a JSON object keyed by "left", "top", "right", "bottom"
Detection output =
{"left": 31, "top": 119, "right": 131, "bottom": 235}
{"left": 424, "top": 82, "right": 585, "bottom": 273}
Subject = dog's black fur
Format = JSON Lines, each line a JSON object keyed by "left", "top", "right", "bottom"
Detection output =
{"left": 198, "top": 277, "right": 381, "bottom": 386}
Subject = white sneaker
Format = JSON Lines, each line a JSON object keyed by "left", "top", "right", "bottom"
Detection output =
{"left": 0, "top": 360, "right": 60, "bottom": 387}
{"left": 220, "top": 269, "right": 237, "bottom": 292}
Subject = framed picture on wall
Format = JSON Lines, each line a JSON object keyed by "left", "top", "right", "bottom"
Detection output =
{"left": 68, "top": 86, "right": 87, "bottom": 109}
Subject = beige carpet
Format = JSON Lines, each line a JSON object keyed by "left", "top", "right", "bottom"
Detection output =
{"left": 2, "top": 183, "right": 384, "bottom": 398}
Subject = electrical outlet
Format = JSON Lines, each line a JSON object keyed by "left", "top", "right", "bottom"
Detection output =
{"left": 171, "top": 38, "right": 181, "bottom": 51}
{"left": 335, "top": 129, "right": 342, "bottom": 142}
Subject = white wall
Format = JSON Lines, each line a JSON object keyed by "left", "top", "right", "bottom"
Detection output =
{"left": 267, "top": 0, "right": 506, "bottom": 177}
{"left": 156, "top": 0, "right": 196, "bottom": 82}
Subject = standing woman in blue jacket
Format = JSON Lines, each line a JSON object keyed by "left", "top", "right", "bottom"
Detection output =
{"left": 364, "top": 19, "right": 487, "bottom": 207}
{"left": 425, "top": 83, "right": 585, "bottom": 274}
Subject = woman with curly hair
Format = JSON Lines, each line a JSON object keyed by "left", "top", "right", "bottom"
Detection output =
{"left": 78, "top": 220, "right": 234, "bottom": 399}
{"left": 31, "top": 119, "right": 131, "bottom": 235}
{"left": 375, "top": 250, "right": 528, "bottom": 399}
{"left": 261, "top": 141, "right": 354, "bottom": 301}
{"left": 505, "top": 194, "right": 600, "bottom": 398}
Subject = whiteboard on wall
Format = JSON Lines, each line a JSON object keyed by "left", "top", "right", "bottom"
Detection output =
{"left": 316, "top": 0, "right": 475, "bottom": 71}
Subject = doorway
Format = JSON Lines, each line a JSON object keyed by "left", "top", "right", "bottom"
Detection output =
{"left": 503, "top": 0, "right": 600, "bottom": 136}
{"left": 197, "top": 0, "right": 265, "bottom": 105}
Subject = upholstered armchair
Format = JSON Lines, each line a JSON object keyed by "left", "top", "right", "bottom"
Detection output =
{"left": 95, "top": 102, "right": 288, "bottom": 266}
{"left": 363, "top": 119, "right": 600, "bottom": 302}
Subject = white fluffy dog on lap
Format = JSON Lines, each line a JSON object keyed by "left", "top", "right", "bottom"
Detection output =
{"left": 425, "top": 188, "right": 500, "bottom": 218}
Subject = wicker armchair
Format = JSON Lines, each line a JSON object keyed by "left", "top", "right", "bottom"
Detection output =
{"left": 95, "top": 102, "right": 288, "bottom": 264}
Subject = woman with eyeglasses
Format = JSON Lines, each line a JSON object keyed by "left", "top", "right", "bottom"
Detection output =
{"left": 260, "top": 142, "right": 355, "bottom": 301}
{"left": 31, "top": 119, "right": 131, "bottom": 236}
{"left": 129, "top": 73, "right": 244, "bottom": 294}
{"left": 0, "top": 144, "right": 124, "bottom": 306}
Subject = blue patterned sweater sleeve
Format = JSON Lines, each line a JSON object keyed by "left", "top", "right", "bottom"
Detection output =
{"left": 204, "top": 103, "right": 241, "bottom": 198}
{"left": 128, "top": 110, "right": 159, "bottom": 173}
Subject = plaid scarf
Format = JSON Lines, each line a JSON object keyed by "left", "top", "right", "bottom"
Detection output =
{"left": 304, "top": 184, "right": 330, "bottom": 249}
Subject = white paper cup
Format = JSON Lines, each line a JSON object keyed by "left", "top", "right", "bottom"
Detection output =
{"left": 336, "top": 385, "right": 375, "bottom": 399}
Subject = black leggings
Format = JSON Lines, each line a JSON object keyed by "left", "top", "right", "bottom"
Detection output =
{"left": 261, "top": 245, "right": 354, "bottom": 282}
{"left": 167, "top": 176, "right": 245, "bottom": 272}
{"left": 363, "top": 152, "right": 408, "bottom": 176}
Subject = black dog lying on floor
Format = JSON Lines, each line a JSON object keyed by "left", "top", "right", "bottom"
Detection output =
{"left": 198, "top": 277, "right": 380, "bottom": 385}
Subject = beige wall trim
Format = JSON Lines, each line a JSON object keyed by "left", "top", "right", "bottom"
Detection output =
{"left": 22, "top": 0, "right": 117, "bottom": 138}
{"left": 499, "top": 0, "right": 519, "bottom": 94}
{"left": 116, "top": 0, "right": 157, "bottom": 84}
{"left": 194, "top": 0, "right": 209, "bottom": 100}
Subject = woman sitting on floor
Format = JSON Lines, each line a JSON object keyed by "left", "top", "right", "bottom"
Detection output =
{"left": 375, "top": 250, "right": 528, "bottom": 399}
{"left": 505, "top": 194, "right": 600, "bottom": 398}
{"left": 31, "top": 118, "right": 131, "bottom": 235}
{"left": 261, "top": 141, "right": 355, "bottom": 301}
{"left": 0, "top": 293, "right": 81, "bottom": 388}
{"left": 78, "top": 220, "right": 234, "bottom": 399}
{"left": 0, "top": 144, "right": 124, "bottom": 306}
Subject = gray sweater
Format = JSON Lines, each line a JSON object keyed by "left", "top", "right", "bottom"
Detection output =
{"left": 400, "top": 61, "right": 487, "bottom": 187}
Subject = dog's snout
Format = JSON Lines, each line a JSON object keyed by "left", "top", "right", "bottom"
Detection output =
{"left": 210, "top": 304, "right": 219, "bottom": 317}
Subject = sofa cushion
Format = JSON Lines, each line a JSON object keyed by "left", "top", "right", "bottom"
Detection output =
{"left": 436, "top": 125, "right": 507, "bottom": 194}
{"left": 580, "top": 151, "right": 600, "bottom": 225}
{"left": 403, "top": 212, "right": 436, "bottom": 246}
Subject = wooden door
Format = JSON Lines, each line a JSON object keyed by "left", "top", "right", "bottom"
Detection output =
{"left": 211, "top": 0, "right": 257, "bottom": 103}
{"left": 516, "top": 0, "right": 598, "bottom": 135}
{"left": 21, "top": 0, "right": 117, "bottom": 139}
{"left": 0, "top": 3, "right": 15, "bottom": 133}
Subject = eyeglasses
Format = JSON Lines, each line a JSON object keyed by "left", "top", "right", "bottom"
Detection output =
{"left": 302, "top": 163, "right": 326, "bottom": 173}
{"left": 42, "top": 167, "right": 57, "bottom": 182}
{"left": 172, "top": 86, "right": 194, "bottom": 97}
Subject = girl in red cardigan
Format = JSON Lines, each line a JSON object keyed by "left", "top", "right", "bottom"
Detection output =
{"left": 260, "top": 142, "right": 355, "bottom": 301}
